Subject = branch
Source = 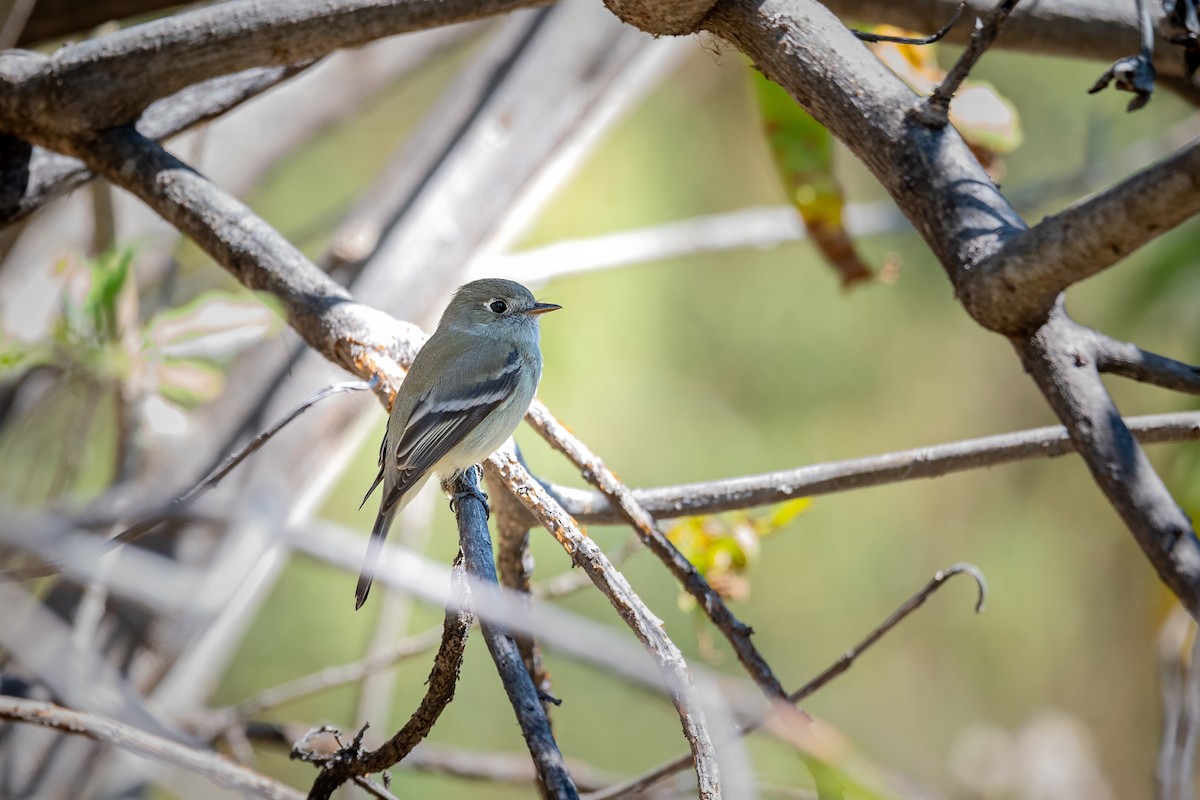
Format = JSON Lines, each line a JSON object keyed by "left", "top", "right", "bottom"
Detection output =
{"left": 450, "top": 468, "right": 578, "bottom": 799}
{"left": 484, "top": 447, "right": 722, "bottom": 798}
{"left": 480, "top": 203, "right": 905, "bottom": 285}
{"left": 1096, "top": 338, "right": 1200, "bottom": 394}
{"left": 215, "top": 627, "right": 444, "bottom": 728}
{"left": 0, "top": 62, "right": 310, "bottom": 228}
{"left": 303, "top": 560, "right": 472, "bottom": 798}
{"left": 1016, "top": 309, "right": 1200, "bottom": 616}
{"left": 525, "top": 402, "right": 799, "bottom": 703}
{"left": 486, "top": 461, "right": 557, "bottom": 720}
{"left": 0, "top": 0, "right": 549, "bottom": 141}
{"left": 916, "top": 0, "right": 1020, "bottom": 126}
{"left": 77, "top": 126, "right": 422, "bottom": 393}
{"left": 962, "top": 136, "right": 1200, "bottom": 335}
{"left": 820, "top": 0, "right": 1198, "bottom": 87}
{"left": 584, "top": 564, "right": 987, "bottom": 800}
{"left": 546, "top": 411, "right": 1200, "bottom": 524}
{"left": 0, "top": 696, "right": 304, "bottom": 800}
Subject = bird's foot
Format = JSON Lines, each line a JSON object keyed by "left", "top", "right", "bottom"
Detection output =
{"left": 448, "top": 467, "right": 490, "bottom": 517}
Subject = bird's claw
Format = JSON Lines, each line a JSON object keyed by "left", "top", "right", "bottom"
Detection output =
{"left": 449, "top": 473, "right": 490, "bottom": 518}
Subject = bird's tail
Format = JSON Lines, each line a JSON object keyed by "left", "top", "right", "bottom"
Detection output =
{"left": 355, "top": 504, "right": 397, "bottom": 610}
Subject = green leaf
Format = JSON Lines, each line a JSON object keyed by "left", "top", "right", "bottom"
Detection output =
{"left": 752, "top": 70, "right": 874, "bottom": 288}
{"left": 82, "top": 247, "right": 134, "bottom": 341}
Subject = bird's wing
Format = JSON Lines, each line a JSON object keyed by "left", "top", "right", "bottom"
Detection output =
{"left": 376, "top": 345, "right": 522, "bottom": 517}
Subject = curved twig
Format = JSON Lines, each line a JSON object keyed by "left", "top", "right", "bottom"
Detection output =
{"left": 851, "top": 0, "right": 967, "bottom": 45}
{"left": 584, "top": 563, "right": 987, "bottom": 800}
{"left": 526, "top": 400, "right": 804, "bottom": 706}
{"left": 302, "top": 559, "right": 472, "bottom": 799}
{"left": 915, "top": 0, "right": 1021, "bottom": 126}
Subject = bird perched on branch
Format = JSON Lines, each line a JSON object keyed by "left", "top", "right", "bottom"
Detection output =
{"left": 355, "top": 278, "right": 560, "bottom": 609}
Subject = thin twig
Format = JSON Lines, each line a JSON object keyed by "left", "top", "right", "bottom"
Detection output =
{"left": 302, "top": 560, "right": 472, "bottom": 798}
{"left": 452, "top": 467, "right": 579, "bottom": 799}
{"left": 0, "top": 696, "right": 303, "bottom": 800}
{"left": 526, "top": 399, "right": 807, "bottom": 713}
{"left": 547, "top": 411, "right": 1200, "bottom": 524}
{"left": 220, "top": 627, "right": 445, "bottom": 728}
{"left": 852, "top": 0, "right": 967, "bottom": 44}
{"left": 584, "top": 563, "right": 986, "bottom": 800}
{"left": 914, "top": 0, "right": 1021, "bottom": 126}
{"left": 0, "top": 381, "right": 370, "bottom": 581}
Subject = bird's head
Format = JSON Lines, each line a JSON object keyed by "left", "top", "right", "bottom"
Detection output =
{"left": 441, "top": 278, "right": 561, "bottom": 333}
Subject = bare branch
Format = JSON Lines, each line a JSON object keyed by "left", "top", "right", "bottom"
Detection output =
{"left": 486, "top": 459, "right": 557, "bottom": 720}
{"left": 0, "top": 63, "right": 309, "bottom": 228}
{"left": 0, "top": 0, "right": 549, "bottom": 140}
{"left": 485, "top": 447, "right": 722, "bottom": 798}
{"left": 303, "top": 561, "right": 472, "bottom": 798}
{"left": 962, "top": 137, "right": 1200, "bottom": 335}
{"left": 585, "top": 564, "right": 986, "bottom": 800}
{"left": 820, "top": 0, "right": 1200, "bottom": 93}
{"left": 916, "top": 0, "right": 1021, "bottom": 126}
{"left": 481, "top": 203, "right": 905, "bottom": 286}
{"left": 1017, "top": 309, "right": 1200, "bottom": 616}
{"left": 1097, "top": 338, "right": 1200, "bottom": 394}
{"left": 451, "top": 468, "right": 578, "bottom": 799}
{"left": 0, "top": 696, "right": 304, "bottom": 800}
{"left": 548, "top": 411, "right": 1200, "bottom": 524}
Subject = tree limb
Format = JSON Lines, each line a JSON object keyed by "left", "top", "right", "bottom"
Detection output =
{"left": 962, "top": 137, "right": 1200, "bottom": 335}
{"left": 452, "top": 468, "right": 579, "bottom": 799}
{"left": 484, "top": 446, "right": 722, "bottom": 799}
{"left": 547, "top": 411, "right": 1200, "bottom": 524}
{"left": 0, "top": 0, "right": 549, "bottom": 142}
{"left": 1016, "top": 308, "right": 1200, "bottom": 617}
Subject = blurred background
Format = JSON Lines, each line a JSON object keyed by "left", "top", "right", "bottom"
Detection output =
{"left": 2, "top": 2, "right": 1199, "bottom": 798}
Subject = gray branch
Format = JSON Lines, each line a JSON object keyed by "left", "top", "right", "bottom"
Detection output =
{"left": 0, "top": 0, "right": 547, "bottom": 141}
{"left": 547, "top": 411, "right": 1200, "bottom": 524}
{"left": 962, "top": 137, "right": 1200, "bottom": 335}
{"left": 485, "top": 447, "right": 722, "bottom": 798}
{"left": 452, "top": 469, "right": 579, "bottom": 799}
{"left": 0, "top": 63, "right": 307, "bottom": 228}
{"left": 1016, "top": 309, "right": 1200, "bottom": 616}
{"left": 0, "top": 696, "right": 304, "bottom": 800}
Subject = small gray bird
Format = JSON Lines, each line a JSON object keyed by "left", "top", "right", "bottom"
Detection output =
{"left": 355, "top": 278, "right": 560, "bottom": 609}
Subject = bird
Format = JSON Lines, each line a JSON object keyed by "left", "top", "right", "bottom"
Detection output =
{"left": 355, "top": 278, "right": 560, "bottom": 609}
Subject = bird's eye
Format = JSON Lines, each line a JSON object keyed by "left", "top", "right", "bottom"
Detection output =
{"left": 488, "top": 300, "right": 508, "bottom": 314}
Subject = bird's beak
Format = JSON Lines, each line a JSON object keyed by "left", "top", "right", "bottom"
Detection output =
{"left": 526, "top": 302, "right": 562, "bottom": 316}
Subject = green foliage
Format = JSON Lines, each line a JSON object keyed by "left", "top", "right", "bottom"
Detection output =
{"left": 667, "top": 498, "right": 812, "bottom": 602}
